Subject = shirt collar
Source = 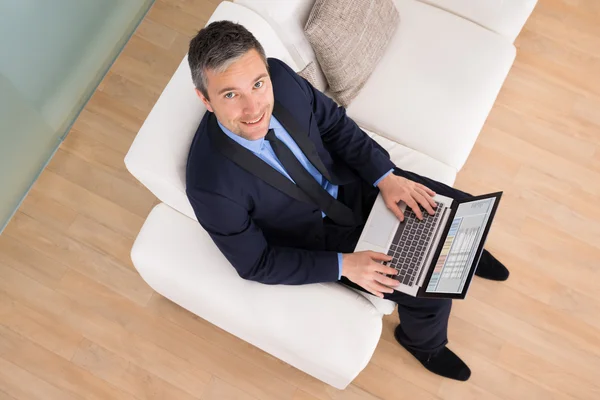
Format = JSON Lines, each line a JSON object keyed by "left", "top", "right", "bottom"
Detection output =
{"left": 217, "top": 115, "right": 281, "bottom": 154}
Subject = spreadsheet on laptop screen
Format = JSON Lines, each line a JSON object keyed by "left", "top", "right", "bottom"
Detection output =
{"left": 426, "top": 198, "right": 496, "bottom": 294}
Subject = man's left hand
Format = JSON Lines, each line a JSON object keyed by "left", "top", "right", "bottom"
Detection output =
{"left": 377, "top": 173, "right": 437, "bottom": 222}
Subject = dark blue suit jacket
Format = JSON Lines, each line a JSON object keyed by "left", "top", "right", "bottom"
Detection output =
{"left": 186, "top": 58, "right": 395, "bottom": 285}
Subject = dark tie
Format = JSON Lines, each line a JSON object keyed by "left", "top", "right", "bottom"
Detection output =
{"left": 265, "top": 129, "right": 355, "bottom": 226}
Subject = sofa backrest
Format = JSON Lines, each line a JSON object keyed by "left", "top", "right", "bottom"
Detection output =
{"left": 234, "top": 0, "right": 517, "bottom": 172}
{"left": 124, "top": 2, "right": 300, "bottom": 220}
{"left": 418, "top": 0, "right": 538, "bottom": 42}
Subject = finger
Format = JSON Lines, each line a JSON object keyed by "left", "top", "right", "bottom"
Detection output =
{"left": 365, "top": 282, "right": 391, "bottom": 298}
{"left": 363, "top": 283, "right": 385, "bottom": 298}
{"left": 374, "top": 263, "right": 398, "bottom": 276}
{"left": 425, "top": 189, "right": 438, "bottom": 209}
{"left": 368, "top": 251, "right": 393, "bottom": 262}
{"left": 369, "top": 281, "right": 395, "bottom": 295}
{"left": 416, "top": 187, "right": 437, "bottom": 210}
{"left": 405, "top": 196, "right": 423, "bottom": 220}
{"left": 367, "top": 288, "right": 385, "bottom": 298}
{"left": 414, "top": 191, "right": 435, "bottom": 216}
{"left": 374, "top": 273, "right": 400, "bottom": 288}
{"left": 418, "top": 184, "right": 436, "bottom": 197}
{"left": 387, "top": 201, "right": 405, "bottom": 222}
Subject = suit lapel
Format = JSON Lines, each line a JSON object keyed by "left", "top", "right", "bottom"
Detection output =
{"left": 208, "top": 113, "right": 314, "bottom": 205}
{"left": 272, "top": 101, "right": 334, "bottom": 184}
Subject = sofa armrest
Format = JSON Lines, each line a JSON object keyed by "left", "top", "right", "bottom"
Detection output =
{"left": 417, "top": 0, "right": 538, "bottom": 42}
{"left": 131, "top": 203, "right": 391, "bottom": 389}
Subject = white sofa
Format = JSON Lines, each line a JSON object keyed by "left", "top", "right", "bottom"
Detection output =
{"left": 125, "top": 0, "right": 536, "bottom": 389}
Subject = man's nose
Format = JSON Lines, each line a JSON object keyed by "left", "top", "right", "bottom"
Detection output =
{"left": 242, "top": 96, "right": 261, "bottom": 116}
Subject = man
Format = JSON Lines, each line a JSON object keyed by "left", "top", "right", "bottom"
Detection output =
{"left": 186, "top": 21, "right": 509, "bottom": 382}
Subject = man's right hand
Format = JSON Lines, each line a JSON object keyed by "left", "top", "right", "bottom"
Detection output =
{"left": 341, "top": 251, "right": 399, "bottom": 298}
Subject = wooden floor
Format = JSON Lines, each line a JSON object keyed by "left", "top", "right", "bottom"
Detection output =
{"left": 1, "top": 0, "right": 600, "bottom": 399}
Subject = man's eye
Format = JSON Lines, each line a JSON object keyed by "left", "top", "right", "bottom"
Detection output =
{"left": 254, "top": 81, "right": 263, "bottom": 89}
{"left": 225, "top": 92, "right": 235, "bottom": 99}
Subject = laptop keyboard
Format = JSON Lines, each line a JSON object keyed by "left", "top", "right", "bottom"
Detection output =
{"left": 384, "top": 202, "right": 444, "bottom": 286}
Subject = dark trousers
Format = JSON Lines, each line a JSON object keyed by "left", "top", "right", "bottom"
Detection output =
{"left": 324, "top": 168, "right": 475, "bottom": 357}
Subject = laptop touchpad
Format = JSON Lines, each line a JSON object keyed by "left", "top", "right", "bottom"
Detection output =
{"left": 363, "top": 200, "right": 398, "bottom": 248}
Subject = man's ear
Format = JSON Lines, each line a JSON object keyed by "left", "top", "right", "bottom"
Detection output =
{"left": 195, "top": 88, "right": 213, "bottom": 113}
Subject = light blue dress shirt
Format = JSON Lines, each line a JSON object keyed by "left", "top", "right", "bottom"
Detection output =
{"left": 218, "top": 116, "right": 393, "bottom": 280}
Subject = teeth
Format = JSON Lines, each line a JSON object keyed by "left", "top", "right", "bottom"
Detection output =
{"left": 244, "top": 115, "right": 262, "bottom": 124}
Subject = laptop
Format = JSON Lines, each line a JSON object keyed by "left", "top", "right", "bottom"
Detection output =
{"left": 354, "top": 191, "right": 502, "bottom": 299}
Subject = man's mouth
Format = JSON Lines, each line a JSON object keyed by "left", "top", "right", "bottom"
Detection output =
{"left": 242, "top": 113, "right": 264, "bottom": 125}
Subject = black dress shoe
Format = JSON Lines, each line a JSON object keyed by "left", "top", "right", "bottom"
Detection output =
{"left": 475, "top": 250, "right": 510, "bottom": 281}
{"left": 394, "top": 325, "right": 471, "bottom": 381}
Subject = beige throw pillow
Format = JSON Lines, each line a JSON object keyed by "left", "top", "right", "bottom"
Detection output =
{"left": 297, "top": 61, "right": 327, "bottom": 92}
{"left": 304, "top": 0, "right": 400, "bottom": 107}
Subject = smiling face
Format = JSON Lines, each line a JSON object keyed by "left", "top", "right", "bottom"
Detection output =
{"left": 195, "top": 49, "right": 274, "bottom": 141}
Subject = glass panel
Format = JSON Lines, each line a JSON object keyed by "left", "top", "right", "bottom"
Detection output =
{"left": 0, "top": 0, "right": 155, "bottom": 233}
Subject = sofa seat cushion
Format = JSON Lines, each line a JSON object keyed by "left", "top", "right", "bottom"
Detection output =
{"left": 345, "top": 0, "right": 516, "bottom": 171}
{"left": 131, "top": 202, "right": 387, "bottom": 389}
{"left": 367, "top": 128, "right": 457, "bottom": 186}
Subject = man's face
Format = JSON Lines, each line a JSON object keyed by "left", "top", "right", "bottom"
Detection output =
{"left": 196, "top": 49, "right": 274, "bottom": 141}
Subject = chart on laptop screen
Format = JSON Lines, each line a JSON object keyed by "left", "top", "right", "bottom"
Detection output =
{"left": 426, "top": 198, "right": 496, "bottom": 294}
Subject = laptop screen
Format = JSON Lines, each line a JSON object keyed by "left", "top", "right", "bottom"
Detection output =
{"left": 425, "top": 197, "right": 497, "bottom": 294}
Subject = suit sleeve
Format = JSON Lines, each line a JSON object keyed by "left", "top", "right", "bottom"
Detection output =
{"left": 187, "top": 187, "right": 340, "bottom": 285}
{"left": 271, "top": 59, "right": 397, "bottom": 185}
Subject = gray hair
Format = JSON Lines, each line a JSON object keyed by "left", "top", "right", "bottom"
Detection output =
{"left": 188, "top": 21, "right": 268, "bottom": 100}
